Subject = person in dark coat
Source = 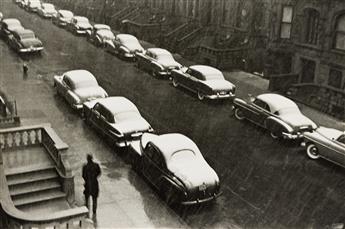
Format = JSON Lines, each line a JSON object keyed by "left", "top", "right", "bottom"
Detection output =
{"left": 82, "top": 154, "right": 101, "bottom": 215}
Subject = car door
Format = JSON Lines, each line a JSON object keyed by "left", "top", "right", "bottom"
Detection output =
{"left": 89, "top": 103, "right": 104, "bottom": 131}
{"left": 61, "top": 77, "right": 74, "bottom": 104}
{"left": 323, "top": 134, "right": 345, "bottom": 166}
{"left": 113, "top": 37, "right": 121, "bottom": 54}
{"left": 144, "top": 51, "right": 155, "bottom": 71}
{"left": 247, "top": 98, "right": 271, "bottom": 126}
{"left": 142, "top": 143, "right": 165, "bottom": 188}
{"left": 180, "top": 68, "right": 195, "bottom": 90}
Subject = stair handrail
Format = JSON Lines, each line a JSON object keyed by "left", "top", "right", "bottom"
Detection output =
{"left": 164, "top": 22, "right": 189, "bottom": 38}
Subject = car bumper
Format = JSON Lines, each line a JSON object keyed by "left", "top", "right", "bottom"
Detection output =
{"left": 181, "top": 192, "right": 222, "bottom": 205}
{"left": 206, "top": 92, "right": 235, "bottom": 100}
{"left": 123, "top": 52, "right": 136, "bottom": 58}
{"left": 19, "top": 47, "right": 44, "bottom": 53}
{"left": 282, "top": 132, "right": 303, "bottom": 139}
{"left": 76, "top": 30, "right": 90, "bottom": 35}
{"left": 72, "top": 103, "right": 83, "bottom": 110}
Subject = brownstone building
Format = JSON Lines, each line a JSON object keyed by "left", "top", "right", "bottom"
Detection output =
{"left": 267, "top": 0, "right": 345, "bottom": 119}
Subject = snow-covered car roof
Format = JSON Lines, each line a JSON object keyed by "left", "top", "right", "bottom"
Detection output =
{"left": 257, "top": 93, "right": 298, "bottom": 114}
{"left": 147, "top": 48, "right": 172, "bottom": 56}
{"left": 93, "top": 24, "right": 110, "bottom": 31}
{"left": 63, "top": 70, "right": 98, "bottom": 89}
{"left": 73, "top": 16, "right": 89, "bottom": 23}
{"left": 189, "top": 65, "right": 224, "bottom": 80}
{"left": 96, "top": 96, "right": 139, "bottom": 115}
{"left": 58, "top": 10, "right": 73, "bottom": 18}
{"left": 2, "top": 18, "right": 21, "bottom": 26}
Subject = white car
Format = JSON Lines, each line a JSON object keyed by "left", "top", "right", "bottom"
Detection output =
{"left": 83, "top": 96, "right": 154, "bottom": 147}
{"left": 105, "top": 34, "right": 144, "bottom": 59}
{"left": 171, "top": 65, "right": 236, "bottom": 100}
{"left": 54, "top": 70, "right": 108, "bottom": 110}
{"left": 136, "top": 48, "right": 182, "bottom": 78}
{"left": 26, "top": 0, "right": 41, "bottom": 12}
{"left": 67, "top": 16, "right": 92, "bottom": 35}
{"left": 37, "top": 3, "right": 57, "bottom": 18}
{"left": 233, "top": 93, "right": 317, "bottom": 139}
{"left": 86, "top": 24, "right": 114, "bottom": 46}
{"left": 52, "top": 10, "right": 74, "bottom": 27}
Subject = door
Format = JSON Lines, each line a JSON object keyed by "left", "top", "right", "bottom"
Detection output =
{"left": 249, "top": 98, "right": 271, "bottom": 126}
{"left": 89, "top": 103, "right": 104, "bottom": 131}
{"left": 142, "top": 143, "right": 164, "bottom": 188}
{"left": 300, "top": 58, "right": 315, "bottom": 83}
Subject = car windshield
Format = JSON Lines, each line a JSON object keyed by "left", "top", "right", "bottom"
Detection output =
{"left": 114, "top": 111, "right": 141, "bottom": 122}
{"left": 20, "top": 32, "right": 35, "bottom": 39}
{"left": 276, "top": 106, "right": 300, "bottom": 116}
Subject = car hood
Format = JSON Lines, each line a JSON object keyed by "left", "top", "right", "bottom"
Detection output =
{"left": 123, "top": 43, "right": 144, "bottom": 53}
{"left": 74, "top": 87, "right": 106, "bottom": 102}
{"left": 304, "top": 126, "right": 343, "bottom": 141}
{"left": 21, "top": 38, "right": 42, "bottom": 47}
{"left": 111, "top": 118, "right": 151, "bottom": 135}
{"left": 43, "top": 9, "right": 57, "bottom": 14}
{"left": 202, "top": 79, "right": 235, "bottom": 91}
{"left": 280, "top": 113, "right": 317, "bottom": 130}
{"left": 159, "top": 60, "right": 181, "bottom": 69}
{"left": 77, "top": 23, "right": 92, "bottom": 29}
{"left": 168, "top": 160, "right": 219, "bottom": 189}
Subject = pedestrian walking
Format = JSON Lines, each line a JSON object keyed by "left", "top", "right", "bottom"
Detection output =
{"left": 23, "top": 62, "right": 28, "bottom": 75}
{"left": 82, "top": 154, "right": 101, "bottom": 216}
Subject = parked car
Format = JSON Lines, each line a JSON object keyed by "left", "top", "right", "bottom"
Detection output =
{"left": 105, "top": 34, "right": 144, "bottom": 59}
{"left": 302, "top": 126, "right": 345, "bottom": 167}
{"left": 136, "top": 48, "right": 182, "bottom": 78}
{"left": 26, "top": 0, "right": 41, "bottom": 12}
{"left": 129, "top": 133, "right": 221, "bottom": 205}
{"left": 171, "top": 65, "right": 236, "bottom": 100}
{"left": 8, "top": 28, "right": 44, "bottom": 53}
{"left": 0, "top": 18, "right": 24, "bottom": 40}
{"left": 37, "top": 3, "right": 57, "bottom": 18}
{"left": 54, "top": 70, "right": 108, "bottom": 110}
{"left": 86, "top": 24, "right": 114, "bottom": 46}
{"left": 233, "top": 93, "right": 317, "bottom": 139}
{"left": 83, "top": 96, "right": 154, "bottom": 147}
{"left": 18, "top": 0, "right": 29, "bottom": 8}
{"left": 67, "top": 16, "right": 92, "bottom": 35}
{"left": 52, "top": 10, "right": 74, "bottom": 27}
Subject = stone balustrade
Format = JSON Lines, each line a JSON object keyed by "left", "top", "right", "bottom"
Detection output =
{"left": 0, "top": 124, "right": 88, "bottom": 229}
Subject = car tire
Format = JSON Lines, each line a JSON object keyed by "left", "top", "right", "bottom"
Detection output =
{"left": 270, "top": 132, "right": 280, "bottom": 139}
{"left": 234, "top": 108, "right": 245, "bottom": 120}
{"left": 306, "top": 143, "right": 320, "bottom": 159}
{"left": 172, "top": 78, "right": 179, "bottom": 87}
{"left": 152, "top": 70, "right": 158, "bottom": 78}
{"left": 197, "top": 91, "right": 205, "bottom": 101}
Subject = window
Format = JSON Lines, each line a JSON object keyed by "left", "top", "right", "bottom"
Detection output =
{"left": 253, "top": 99, "right": 270, "bottom": 111}
{"left": 337, "top": 135, "right": 345, "bottom": 144}
{"left": 335, "top": 14, "right": 345, "bottom": 50}
{"left": 304, "top": 9, "right": 319, "bottom": 45}
{"left": 328, "top": 69, "right": 343, "bottom": 89}
{"left": 222, "top": 1, "right": 230, "bottom": 24}
{"left": 280, "top": 6, "right": 293, "bottom": 39}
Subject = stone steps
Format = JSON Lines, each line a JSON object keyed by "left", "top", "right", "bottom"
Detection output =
{"left": 5, "top": 164, "right": 67, "bottom": 208}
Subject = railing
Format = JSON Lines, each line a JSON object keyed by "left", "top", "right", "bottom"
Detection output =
{"left": 0, "top": 98, "right": 20, "bottom": 128}
{"left": 122, "top": 20, "right": 161, "bottom": 42}
{"left": 0, "top": 124, "right": 88, "bottom": 228}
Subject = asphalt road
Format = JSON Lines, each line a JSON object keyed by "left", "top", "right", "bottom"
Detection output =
{"left": 1, "top": 1, "right": 345, "bottom": 228}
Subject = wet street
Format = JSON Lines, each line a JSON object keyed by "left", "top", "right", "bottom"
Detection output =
{"left": 1, "top": 1, "right": 345, "bottom": 228}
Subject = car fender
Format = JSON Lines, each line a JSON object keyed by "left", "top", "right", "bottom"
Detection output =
{"left": 159, "top": 175, "right": 185, "bottom": 194}
{"left": 265, "top": 116, "right": 294, "bottom": 134}
{"left": 151, "top": 62, "right": 164, "bottom": 72}
{"left": 66, "top": 90, "right": 81, "bottom": 105}
{"left": 233, "top": 98, "right": 247, "bottom": 108}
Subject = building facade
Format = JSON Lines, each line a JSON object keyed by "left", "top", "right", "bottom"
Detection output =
{"left": 267, "top": 0, "right": 345, "bottom": 118}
